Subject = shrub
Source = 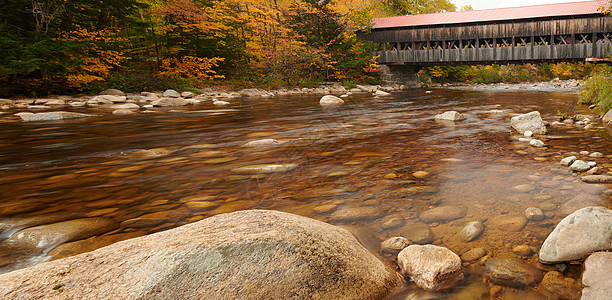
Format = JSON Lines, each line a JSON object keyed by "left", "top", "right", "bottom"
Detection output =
{"left": 579, "top": 67, "right": 612, "bottom": 115}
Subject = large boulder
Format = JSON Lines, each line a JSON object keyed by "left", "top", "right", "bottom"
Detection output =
{"left": 99, "top": 89, "right": 125, "bottom": 96}
{"left": 582, "top": 252, "right": 612, "bottom": 300}
{"left": 162, "top": 89, "right": 181, "bottom": 98}
{"left": 539, "top": 206, "right": 612, "bottom": 263}
{"left": 510, "top": 111, "right": 547, "bottom": 134}
{"left": 0, "top": 210, "right": 395, "bottom": 299}
{"left": 397, "top": 244, "right": 463, "bottom": 291}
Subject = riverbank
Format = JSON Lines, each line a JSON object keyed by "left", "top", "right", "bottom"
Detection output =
{"left": 428, "top": 79, "right": 581, "bottom": 92}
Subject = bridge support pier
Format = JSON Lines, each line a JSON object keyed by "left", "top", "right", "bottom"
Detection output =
{"left": 379, "top": 65, "right": 421, "bottom": 88}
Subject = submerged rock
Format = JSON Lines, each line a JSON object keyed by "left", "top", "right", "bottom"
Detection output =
{"left": 461, "top": 247, "right": 486, "bottom": 262}
{"left": 243, "top": 139, "right": 281, "bottom": 147}
{"left": 491, "top": 215, "right": 527, "bottom": 232}
{"left": 458, "top": 221, "right": 484, "bottom": 242}
{"left": 434, "top": 111, "right": 466, "bottom": 121}
{"left": 230, "top": 164, "right": 298, "bottom": 174}
{"left": 19, "top": 111, "right": 93, "bottom": 122}
{"left": 581, "top": 175, "right": 612, "bottom": 183}
{"left": 539, "top": 206, "right": 612, "bottom": 263}
{"left": 328, "top": 206, "right": 385, "bottom": 223}
{"left": 419, "top": 206, "right": 466, "bottom": 223}
{"left": 381, "top": 237, "right": 410, "bottom": 255}
{"left": 510, "top": 111, "right": 547, "bottom": 134}
{"left": 0, "top": 210, "right": 395, "bottom": 299}
{"left": 3, "top": 218, "right": 118, "bottom": 252}
{"left": 485, "top": 258, "right": 543, "bottom": 287}
{"left": 397, "top": 245, "right": 464, "bottom": 291}
{"left": 582, "top": 252, "right": 612, "bottom": 300}
{"left": 538, "top": 271, "right": 581, "bottom": 300}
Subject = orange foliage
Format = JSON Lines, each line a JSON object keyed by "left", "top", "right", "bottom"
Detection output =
{"left": 60, "top": 27, "right": 128, "bottom": 88}
{"left": 159, "top": 56, "right": 225, "bottom": 83}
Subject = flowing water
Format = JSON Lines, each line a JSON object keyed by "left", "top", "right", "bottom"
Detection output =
{"left": 0, "top": 89, "right": 611, "bottom": 298}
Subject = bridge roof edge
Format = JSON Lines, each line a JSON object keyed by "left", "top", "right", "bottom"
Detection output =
{"left": 373, "top": 0, "right": 610, "bottom": 29}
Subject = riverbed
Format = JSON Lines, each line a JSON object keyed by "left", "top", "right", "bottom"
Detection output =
{"left": 0, "top": 88, "right": 610, "bottom": 298}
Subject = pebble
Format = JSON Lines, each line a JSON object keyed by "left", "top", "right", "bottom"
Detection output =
{"left": 524, "top": 130, "right": 533, "bottom": 137}
{"left": 458, "top": 221, "right": 485, "bottom": 242}
{"left": 512, "top": 244, "right": 533, "bottom": 256}
{"left": 580, "top": 151, "right": 590, "bottom": 156}
{"left": 589, "top": 152, "right": 604, "bottom": 158}
{"left": 569, "top": 160, "right": 591, "bottom": 172}
{"left": 412, "top": 171, "right": 429, "bottom": 178}
{"left": 524, "top": 207, "right": 544, "bottom": 220}
{"left": 559, "top": 156, "right": 577, "bottom": 166}
{"left": 328, "top": 206, "right": 385, "bottom": 223}
{"left": 491, "top": 215, "right": 527, "bottom": 232}
{"left": 461, "top": 247, "right": 486, "bottom": 262}
{"left": 529, "top": 139, "right": 545, "bottom": 147}
{"left": 380, "top": 237, "right": 410, "bottom": 255}
{"left": 511, "top": 184, "right": 535, "bottom": 193}
{"left": 419, "top": 206, "right": 466, "bottom": 223}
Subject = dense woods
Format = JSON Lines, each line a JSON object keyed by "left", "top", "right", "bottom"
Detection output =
{"left": 0, "top": 0, "right": 456, "bottom": 96}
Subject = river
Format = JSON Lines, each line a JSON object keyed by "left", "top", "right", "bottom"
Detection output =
{"left": 0, "top": 89, "right": 610, "bottom": 298}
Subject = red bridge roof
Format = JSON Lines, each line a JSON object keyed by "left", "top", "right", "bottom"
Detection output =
{"left": 372, "top": 0, "right": 610, "bottom": 29}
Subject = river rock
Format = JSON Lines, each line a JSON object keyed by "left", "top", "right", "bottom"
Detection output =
{"left": 397, "top": 245, "right": 464, "bottom": 291}
{"left": 524, "top": 207, "right": 544, "bottom": 220}
{"left": 19, "top": 111, "right": 93, "bottom": 122}
{"left": 328, "top": 206, "right": 385, "bottom": 223}
{"left": 538, "top": 271, "right": 581, "bottom": 300}
{"left": 230, "top": 164, "right": 298, "bottom": 174}
{"left": 99, "top": 89, "right": 125, "bottom": 96}
{"left": 461, "top": 247, "right": 486, "bottom": 262}
{"left": 213, "top": 100, "right": 230, "bottom": 105}
{"left": 560, "top": 156, "right": 577, "bottom": 166}
{"left": 162, "top": 89, "right": 180, "bottom": 98}
{"left": 581, "top": 175, "right": 612, "bottom": 183}
{"left": 485, "top": 258, "right": 543, "bottom": 287}
{"left": 400, "top": 223, "right": 435, "bottom": 244}
{"left": 512, "top": 184, "right": 535, "bottom": 193}
{"left": 151, "top": 97, "right": 189, "bottom": 107}
{"left": 0, "top": 210, "right": 395, "bottom": 299}
{"left": 491, "top": 215, "right": 527, "bottom": 232}
{"left": 434, "top": 111, "right": 466, "bottom": 121}
{"left": 3, "top": 218, "right": 118, "bottom": 252}
{"left": 582, "top": 252, "right": 612, "bottom": 300}
{"left": 45, "top": 99, "right": 66, "bottom": 106}
{"left": 112, "top": 103, "right": 140, "bottom": 110}
{"left": 393, "top": 186, "right": 438, "bottom": 196}
{"left": 569, "top": 160, "right": 591, "bottom": 172}
{"left": 602, "top": 109, "right": 612, "bottom": 124}
{"left": 48, "top": 231, "right": 146, "bottom": 260}
{"left": 419, "top": 206, "right": 466, "bottom": 223}
{"left": 95, "top": 95, "right": 126, "bottom": 103}
{"left": 112, "top": 109, "right": 135, "bottom": 115}
{"left": 375, "top": 90, "right": 391, "bottom": 96}
{"left": 529, "top": 139, "right": 545, "bottom": 147}
{"left": 319, "top": 95, "right": 344, "bottom": 106}
{"left": 512, "top": 245, "right": 533, "bottom": 257}
{"left": 381, "top": 237, "right": 410, "bottom": 255}
{"left": 244, "top": 139, "right": 281, "bottom": 147}
{"left": 0, "top": 212, "right": 82, "bottom": 240}
{"left": 510, "top": 111, "right": 547, "bottom": 134}
{"left": 181, "top": 91, "right": 195, "bottom": 98}
{"left": 380, "top": 215, "right": 405, "bottom": 230}
{"left": 458, "top": 221, "right": 484, "bottom": 242}
{"left": 559, "top": 194, "right": 600, "bottom": 216}
{"left": 539, "top": 206, "right": 612, "bottom": 263}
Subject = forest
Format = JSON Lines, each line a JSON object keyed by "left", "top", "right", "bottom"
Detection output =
{"left": 0, "top": 0, "right": 457, "bottom": 96}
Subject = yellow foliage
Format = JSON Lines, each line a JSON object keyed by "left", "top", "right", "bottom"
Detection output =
{"left": 159, "top": 56, "right": 225, "bottom": 83}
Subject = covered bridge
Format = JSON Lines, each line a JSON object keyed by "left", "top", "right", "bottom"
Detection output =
{"left": 358, "top": 0, "right": 612, "bottom": 66}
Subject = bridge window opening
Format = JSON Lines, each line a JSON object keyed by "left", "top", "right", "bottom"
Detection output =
{"left": 576, "top": 34, "right": 593, "bottom": 44}
{"left": 553, "top": 35, "right": 571, "bottom": 45}
{"left": 499, "top": 38, "right": 511, "bottom": 47}
{"left": 400, "top": 42, "right": 412, "bottom": 50}
{"left": 463, "top": 39, "right": 476, "bottom": 49}
{"left": 447, "top": 41, "right": 460, "bottom": 49}
{"left": 535, "top": 36, "right": 549, "bottom": 46}
{"left": 414, "top": 42, "right": 424, "bottom": 50}
{"left": 516, "top": 37, "right": 530, "bottom": 47}
{"left": 480, "top": 38, "right": 495, "bottom": 48}
{"left": 596, "top": 33, "right": 612, "bottom": 43}
{"left": 430, "top": 41, "right": 443, "bottom": 50}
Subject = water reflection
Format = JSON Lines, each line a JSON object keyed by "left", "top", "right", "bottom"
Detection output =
{"left": 0, "top": 89, "right": 610, "bottom": 298}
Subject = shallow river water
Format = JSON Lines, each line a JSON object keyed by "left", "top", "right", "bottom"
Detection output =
{"left": 0, "top": 89, "right": 611, "bottom": 298}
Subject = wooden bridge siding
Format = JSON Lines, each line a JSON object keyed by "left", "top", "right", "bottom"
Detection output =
{"left": 365, "top": 16, "right": 611, "bottom": 43}
{"left": 372, "top": 43, "right": 608, "bottom": 64}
